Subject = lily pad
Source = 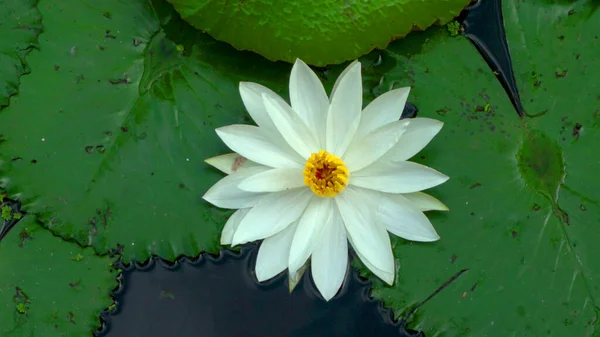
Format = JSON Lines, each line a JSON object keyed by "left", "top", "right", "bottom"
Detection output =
{"left": 0, "top": 216, "right": 117, "bottom": 335}
{"left": 0, "top": 0, "right": 292, "bottom": 262}
{"left": 0, "top": 0, "right": 42, "bottom": 108}
{"left": 166, "top": 0, "right": 471, "bottom": 66}
{"left": 357, "top": 0, "right": 600, "bottom": 335}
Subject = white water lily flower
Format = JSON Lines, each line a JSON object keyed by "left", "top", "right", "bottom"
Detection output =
{"left": 203, "top": 59, "right": 449, "bottom": 301}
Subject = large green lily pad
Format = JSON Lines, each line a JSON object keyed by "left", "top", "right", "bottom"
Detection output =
{"left": 357, "top": 0, "right": 600, "bottom": 335}
{"left": 166, "top": 0, "right": 471, "bottom": 66}
{"left": 0, "top": 0, "right": 291, "bottom": 262}
{"left": 0, "top": 0, "right": 42, "bottom": 108}
{"left": 0, "top": 216, "right": 117, "bottom": 335}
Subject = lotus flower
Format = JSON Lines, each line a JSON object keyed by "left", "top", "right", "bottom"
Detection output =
{"left": 203, "top": 59, "right": 449, "bottom": 300}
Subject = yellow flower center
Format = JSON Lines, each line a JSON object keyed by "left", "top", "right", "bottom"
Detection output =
{"left": 303, "top": 150, "right": 349, "bottom": 198}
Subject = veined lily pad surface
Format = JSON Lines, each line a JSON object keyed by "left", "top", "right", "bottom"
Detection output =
{"left": 166, "top": 0, "right": 472, "bottom": 65}
{"left": 0, "top": 0, "right": 598, "bottom": 335}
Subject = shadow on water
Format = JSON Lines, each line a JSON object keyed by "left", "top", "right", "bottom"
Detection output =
{"left": 96, "top": 245, "right": 422, "bottom": 337}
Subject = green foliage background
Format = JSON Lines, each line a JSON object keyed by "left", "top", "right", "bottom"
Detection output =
{"left": 0, "top": 0, "right": 598, "bottom": 335}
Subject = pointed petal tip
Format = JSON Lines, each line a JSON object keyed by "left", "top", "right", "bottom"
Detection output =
{"left": 255, "top": 268, "right": 273, "bottom": 282}
{"left": 293, "top": 58, "right": 307, "bottom": 66}
{"left": 349, "top": 59, "right": 361, "bottom": 67}
{"left": 383, "top": 274, "right": 395, "bottom": 285}
{"left": 349, "top": 60, "right": 361, "bottom": 71}
{"left": 321, "top": 292, "right": 335, "bottom": 301}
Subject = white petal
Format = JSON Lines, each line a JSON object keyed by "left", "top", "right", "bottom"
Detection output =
{"left": 311, "top": 207, "right": 348, "bottom": 301}
{"left": 255, "top": 222, "right": 297, "bottom": 282}
{"left": 288, "top": 263, "right": 309, "bottom": 293}
{"left": 344, "top": 119, "right": 410, "bottom": 172}
{"left": 354, "top": 87, "right": 411, "bottom": 140}
{"left": 348, "top": 235, "right": 395, "bottom": 285}
{"left": 383, "top": 118, "right": 444, "bottom": 161}
{"left": 335, "top": 186, "right": 394, "bottom": 275}
{"left": 221, "top": 208, "right": 250, "bottom": 245}
{"left": 288, "top": 198, "right": 332, "bottom": 276}
{"left": 326, "top": 61, "right": 362, "bottom": 157}
{"left": 216, "top": 125, "right": 303, "bottom": 168}
{"left": 404, "top": 192, "right": 449, "bottom": 212}
{"left": 330, "top": 60, "right": 359, "bottom": 101}
{"left": 290, "top": 59, "right": 329, "bottom": 146}
{"left": 378, "top": 192, "right": 441, "bottom": 242}
{"left": 262, "top": 93, "right": 319, "bottom": 159}
{"left": 232, "top": 189, "right": 312, "bottom": 245}
{"left": 205, "top": 153, "right": 260, "bottom": 175}
{"left": 238, "top": 168, "right": 305, "bottom": 192}
{"left": 203, "top": 166, "right": 269, "bottom": 209}
{"left": 352, "top": 160, "right": 449, "bottom": 194}
{"left": 239, "top": 82, "right": 280, "bottom": 133}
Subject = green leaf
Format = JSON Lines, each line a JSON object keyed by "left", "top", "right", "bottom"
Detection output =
{"left": 0, "top": 216, "right": 117, "bottom": 335}
{"left": 0, "top": 0, "right": 291, "bottom": 262}
{"left": 0, "top": 0, "right": 42, "bottom": 108}
{"left": 358, "top": 1, "right": 600, "bottom": 335}
{"left": 166, "top": 0, "right": 471, "bottom": 66}
{"left": 1, "top": 205, "right": 11, "bottom": 221}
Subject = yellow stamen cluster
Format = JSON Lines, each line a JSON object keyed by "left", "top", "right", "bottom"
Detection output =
{"left": 303, "top": 150, "right": 349, "bottom": 198}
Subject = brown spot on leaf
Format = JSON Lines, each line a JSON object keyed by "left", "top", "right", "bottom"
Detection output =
{"left": 18, "top": 231, "right": 32, "bottom": 247}
{"left": 469, "top": 183, "right": 482, "bottom": 190}
{"left": 555, "top": 69, "right": 568, "bottom": 78}
{"left": 105, "top": 30, "right": 116, "bottom": 39}
{"left": 470, "top": 282, "right": 478, "bottom": 291}
{"left": 450, "top": 254, "right": 458, "bottom": 263}
{"left": 436, "top": 108, "right": 449, "bottom": 116}
{"left": 108, "top": 78, "right": 130, "bottom": 85}
{"left": 572, "top": 123, "right": 582, "bottom": 139}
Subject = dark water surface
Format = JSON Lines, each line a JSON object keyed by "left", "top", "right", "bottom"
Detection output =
{"left": 96, "top": 246, "right": 421, "bottom": 337}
